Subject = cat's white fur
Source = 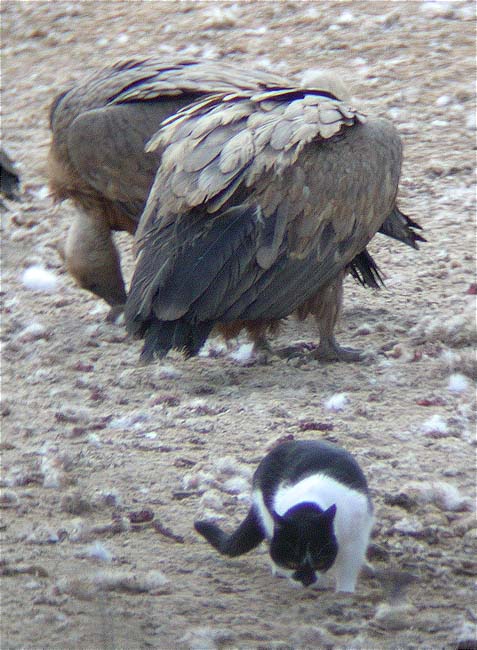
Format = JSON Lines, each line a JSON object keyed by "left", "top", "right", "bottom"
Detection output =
{"left": 253, "top": 473, "right": 373, "bottom": 593}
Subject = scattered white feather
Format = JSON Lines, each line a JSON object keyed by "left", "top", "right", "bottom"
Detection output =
{"left": 198, "top": 339, "right": 227, "bottom": 357}
{"left": 86, "top": 542, "right": 113, "bottom": 563}
{"left": 401, "top": 481, "right": 472, "bottom": 512}
{"left": 144, "top": 431, "right": 158, "bottom": 439}
{"left": 420, "top": 1, "right": 455, "bottom": 18}
{"left": 324, "top": 393, "right": 349, "bottom": 412}
{"left": 448, "top": 373, "right": 469, "bottom": 393}
{"left": 156, "top": 364, "right": 182, "bottom": 379}
{"left": 435, "top": 94, "right": 451, "bottom": 107}
{"left": 35, "top": 186, "right": 50, "bottom": 200}
{"left": 96, "top": 37, "right": 108, "bottom": 47}
{"left": 214, "top": 456, "right": 242, "bottom": 476}
{"left": 466, "top": 112, "right": 476, "bottom": 130}
{"left": 203, "top": 5, "right": 238, "bottom": 28}
{"left": 336, "top": 10, "right": 355, "bottom": 24}
{"left": 387, "top": 107, "right": 402, "bottom": 119}
{"left": 410, "top": 304, "right": 476, "bottom": 347}
{"left": 109, "top": 411, "right": 150, "bottom": 429}
{"left": 182, "top": 471, "right": 215, "bottom": 491}
{"left": 22, "top": 265, "right": 58, "bottom": 292}
{"left": 116, "top": 33, "right": 128, "bottom": 44}
{"left": 229, "top": 343, "right": 254, "bottom": 364}
{"left": 87, "top": 433, "right": 101, "bottom": 447}
{"left": 431, "top": 119, "right": 449, "bottom": 127}
{"left": 421, "top": 414, "right": 448, "bottom": 435}
{"left": 374, "top": 603, "right": 416, "bottom": 630}
{"left": 94, "top": 568, "right": 168, "bottom": 593}
{"left": 393, "top": 517, "right": 424, "bottom": 535}
{"left": 16, "top": 322, "right": 49, "bottom": 342}
{"left": 181, "top": 627, "right": 234, "bottom": 650}
{"left": 223, "top": 476, "right": 250, "bottom": 495}
{"left": 200, "top": 490, "right": 223, "bottom": 511}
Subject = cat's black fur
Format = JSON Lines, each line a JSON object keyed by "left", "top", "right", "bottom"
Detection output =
{"left": 195, "top": 440, "right": 373, "bottom": 590}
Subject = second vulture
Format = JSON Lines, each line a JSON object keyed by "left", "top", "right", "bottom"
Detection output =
{"left": 125, "top": 84, "right": 422, "bottom": 362}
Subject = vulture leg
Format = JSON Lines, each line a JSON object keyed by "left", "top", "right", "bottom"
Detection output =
{"left": 64, "top": 210, "right": 127, "bottom": 318}
{"left": 311, "top": 271, "right": 364, "bottom": 362}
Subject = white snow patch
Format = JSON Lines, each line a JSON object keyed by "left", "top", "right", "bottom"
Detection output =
{"left": 22, "top": 265, "right": 58, "bottom": 292}
{"left": 421, "top": 414, "right": 448, "bottom": 435}
{"left": 447, "top": 373, "right": 469, "bottom": 393}
{"left": 324, "top": 393, "right": 349, "bottom": 412}
{"left": 86, "top": 542, "right": 113, "bottom": 563}
{"left": 229, "top": 343, "right": 254, "bottom": 364}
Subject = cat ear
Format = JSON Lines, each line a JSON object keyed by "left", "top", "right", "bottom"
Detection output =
{"left": 323, "top": 504, "right": 337, "bottom": 523}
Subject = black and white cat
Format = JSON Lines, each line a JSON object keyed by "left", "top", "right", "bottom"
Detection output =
{"left": 195, "top": 440, "right": 373, "bottom": 592}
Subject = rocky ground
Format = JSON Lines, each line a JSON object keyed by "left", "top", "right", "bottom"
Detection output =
{"left": 1, "top": 1, "right": 476, "bottom": 649}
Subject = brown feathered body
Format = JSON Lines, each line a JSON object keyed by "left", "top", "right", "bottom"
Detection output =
{"left": 126, "top": 86, "right": 416, "bottom": 362}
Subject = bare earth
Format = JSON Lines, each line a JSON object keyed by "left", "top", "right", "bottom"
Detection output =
{"left": 1, "top": 2, "right": 476, "bottom": 649}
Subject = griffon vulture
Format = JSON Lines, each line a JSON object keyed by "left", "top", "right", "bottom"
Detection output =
{"left": 125, "top": 84, "right": 422, "bottom": 362}
{"left": 48, "top": 58, "right": 290, "bottom": 318}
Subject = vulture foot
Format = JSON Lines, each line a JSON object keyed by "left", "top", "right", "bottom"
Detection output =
{"left": 312, "top": 338, "right": 365, "bottom": 363}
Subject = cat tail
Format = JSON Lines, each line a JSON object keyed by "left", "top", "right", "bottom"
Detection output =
{"left": 194, "top": 508, "right": 264, "bottom": 557}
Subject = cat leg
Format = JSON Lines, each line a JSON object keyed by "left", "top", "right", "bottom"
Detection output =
{"left": 194, "top": 507, "right": 265, "bottom": 557}
{"left": 333, "top": 538, "right": 369, "bottom": 593}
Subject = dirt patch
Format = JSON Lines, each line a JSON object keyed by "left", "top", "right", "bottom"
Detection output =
{"left": 1, "top": 2, "right": 476, "bottom": 649}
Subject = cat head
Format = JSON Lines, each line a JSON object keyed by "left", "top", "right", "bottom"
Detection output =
{"left": 269, "top": 503, "right": 338, "bottom": 587}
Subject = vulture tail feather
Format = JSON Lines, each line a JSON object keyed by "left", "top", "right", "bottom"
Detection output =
{"left": 379, "top": 206, "right": 425, "bottom": 249}
{"left": 349, "top": 249, "right": 385, "bottom": 289}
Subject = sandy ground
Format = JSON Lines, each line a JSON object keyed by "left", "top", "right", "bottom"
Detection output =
{"left": 1, "top": 1, "right": 476, "bottom": 649}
